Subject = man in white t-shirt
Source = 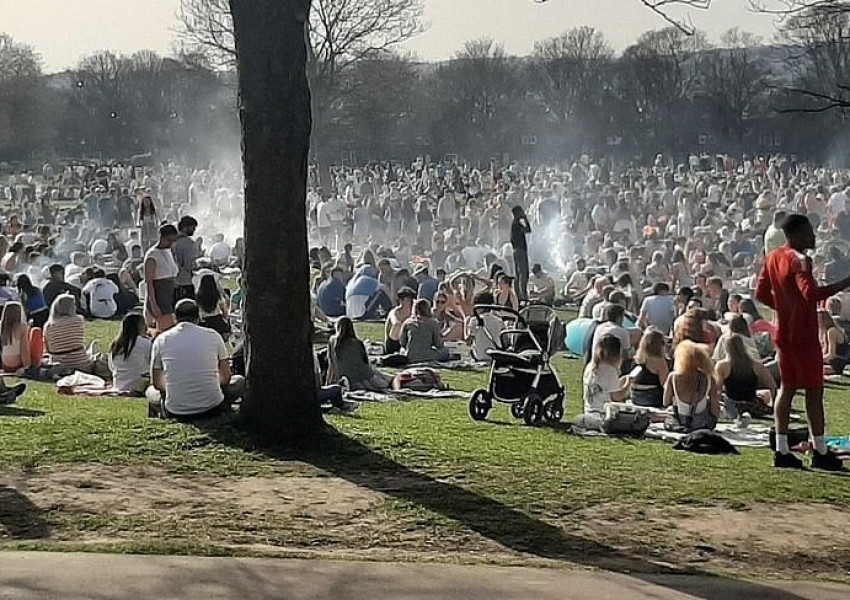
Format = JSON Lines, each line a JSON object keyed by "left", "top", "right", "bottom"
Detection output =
{"left": 208, "top": 233, "right": 231, "bottom": 267}
{"left": 147, "top": 299, "right": 244, "bottom": 420}
{"left": 81, "top": 270, "right": 119, "bottom": 319}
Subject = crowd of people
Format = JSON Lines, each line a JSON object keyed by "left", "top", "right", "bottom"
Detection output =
{"left": 2, "top": 153, "right": 850, "bottom": 468}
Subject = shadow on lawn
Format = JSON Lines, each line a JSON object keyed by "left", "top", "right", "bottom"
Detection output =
{"left": 200, "top": 417, "right": 810, "bottom": 600}
{"left": 0, "top": 485, "right": 50, "bottom": 540}
{"left": 0, "top": 406, "right": 45, "bottom": 418}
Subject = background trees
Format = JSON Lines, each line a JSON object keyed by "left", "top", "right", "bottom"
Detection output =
{"left": 0, "top": 34, "right": 50, "bottom": 160}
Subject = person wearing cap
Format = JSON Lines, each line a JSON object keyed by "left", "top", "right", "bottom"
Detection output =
{"left": 173, "top": 215, "right": 199, "bottom": 302}
{"left": 384, "top": 286, "right": 415, "bottom": 354}
{"left": 528, "top": 264, "right": 555, "bottom": 306}
{"left": 414, "top": 265, "right": 439, "bottom": 302}
{"left": 144, "top": 224, "right": 180, "bottom": 333}
{"left": 147, "top": 299, "right": 244, "bottom": 421}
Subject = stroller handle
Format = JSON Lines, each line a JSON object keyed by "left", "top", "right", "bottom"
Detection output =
{"left": 472, "top": 304, "right": 525, "bottom": 326}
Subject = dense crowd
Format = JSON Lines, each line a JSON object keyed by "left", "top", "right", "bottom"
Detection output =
{"left": 1, "top": 153, "right": 849, "bottom": 467}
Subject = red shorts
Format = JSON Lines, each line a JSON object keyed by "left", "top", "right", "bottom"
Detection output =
{"left": 778, "top": 345, "right": 823, "bottom": 390}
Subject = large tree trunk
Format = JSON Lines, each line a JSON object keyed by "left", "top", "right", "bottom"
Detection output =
{"left": 229, "top": 0, "right": 323, "bottom": 440}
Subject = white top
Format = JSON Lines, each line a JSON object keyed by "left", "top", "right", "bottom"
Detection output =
{"left": 144, "top": 246, "right": 179, "bottom": 281}
{"left": 82, "top": 278, "right": 119, "bottom": 318}
{"left": 209, "top": 242, "right": 231, "bottom": 264}
{"left": 591, "top": 321, "right": 632, "bottom": 358}
{"left": 109, "top": 337, "right": 152, "bottom": 392}
{"left": 151, "top": 322, "right": 228, "bottom": 415}
{"left": 91, "top": 239, "right": 109, "bottom": 255}
{"left": 583, "top": 361, "right": 620, "bottom": 413}
{"left": 466, "top": 312, "right": 505, "bottom": 362}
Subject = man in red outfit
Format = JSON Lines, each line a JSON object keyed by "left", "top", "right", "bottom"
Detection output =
{"left": 756, "top": 214, "right": 850, "bottom": 470}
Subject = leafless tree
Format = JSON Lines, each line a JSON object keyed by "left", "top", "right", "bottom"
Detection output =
{"left": 0, "top": 34, "right": 50, "bottom": 156}
{"left": 178, "top": 0, "right": 422, "bottom": 179}
{"left": 699, "top": 28, "right": 771, "bottom": 142}
{"left": 760, "top": 1, "right": 850, "bottom": 111}
{"left": 622, "top": 27, "right": 709, "bottom": 119}
{"left": 531, "top": 0, "right": 712, "bottom": 34}
{"left": 532, "top": 27, "right": 614, "bottom": 125}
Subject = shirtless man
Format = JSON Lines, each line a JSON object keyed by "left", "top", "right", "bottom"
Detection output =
{"left": 384, "top": 287, "right": 416, "bottom": 354}
{"left": 756, "top": 214, "right": 850, "bottom": 470}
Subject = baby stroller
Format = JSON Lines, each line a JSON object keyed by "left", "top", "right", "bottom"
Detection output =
{"left": 469, "top": 305, "right": 565, "bottom": 426}
{"left": 519, "top": 305, "right": 565, "bottom": 357}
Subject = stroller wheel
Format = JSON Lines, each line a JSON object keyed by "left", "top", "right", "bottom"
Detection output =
{"left": 510, "top": 402, "right": 525, "bottom": 419}
{"left": 523, "top": 393, "right": 543, "bottom": 426}
{"left": 543, "top": 398, "right": 564, "bottom": 423}
{"left": 469, "top": 389, "right": 492, "bottom": 421}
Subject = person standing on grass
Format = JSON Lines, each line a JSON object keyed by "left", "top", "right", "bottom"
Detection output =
{"left": 756, "top": 214, "right": 850, "bottom": 470}
{"left": 509, "top": 205, "right": 531, "bottom": 302}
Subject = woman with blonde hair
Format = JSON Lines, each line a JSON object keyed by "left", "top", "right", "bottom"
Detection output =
{"left": 664, "top": 340, "right": 720, "bottom": 431}
{"left": 630, "top": 329, "right": 669, "bottom": 408}
{"left": 0, "top": 301, "right": 43, "bottom": 373}
{"left": 43, "top": 294, "right": 93, "bottom": 373}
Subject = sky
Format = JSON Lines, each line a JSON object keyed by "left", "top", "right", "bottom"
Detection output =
{"left": 0, "top": 0, "right": 780, "bottom": 73}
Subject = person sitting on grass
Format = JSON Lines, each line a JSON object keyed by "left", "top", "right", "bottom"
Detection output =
{"left": 528, "top": 264, "right": 556, "bottom": 306}
{"left": 196, "top": 273, "right": 231, "bottom": 341}
{"left": 327, "top": 316, "right": 391, "bottom": 392}
{"left": 664, "top": 340, "right": 721, "bottom": 432}
{"left": 147, "top": 299, "right": 244, "bottom": 422}
{"left": 0, "top": 300, "right": 43, "bottom": 375}
{"left": 576, "top": 335, "right": 628, "bottom": 431}
{"left": 16, "top": 274, "right": 49, "bottom": 329}
{"left": 465, "top": 291, "right": 505, "bottom": 362}
{"left": 109, "top": 313, "right": 152, "bottom": 395}
{"left": 81, "top": 268, "right": 119, "bottom": 320}
{"left": 715, "top": 334, "right": 776, "bottom": 418}
{"left": 494, "top": 273, "right": 519, "bottom": 312}
{"left": 713, "top": 315, "right": 760, "bottom": 362}
{"left": 384, "top": 286, "right": 415, "bottom": 354}
{"left": 629, "top": 329, "right": 669, "bottom": 409}
{"left": 818, "top": 310, "right": 850, "bottom": 376}
{"left": 433, "top": 290, "right": 465, "bottom": 342}
{"left": 43, "top": 294, "right": 93, "bottom": 374}
{"left": 399, "top": 299, "right": 452, "bottom": 363}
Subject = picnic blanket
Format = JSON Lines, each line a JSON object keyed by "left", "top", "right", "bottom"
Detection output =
{"left": 345, "top": 389, "right": 464, "bottom": 403}
{"left": 572, "top": 421, "right": 772, "bottom": 448}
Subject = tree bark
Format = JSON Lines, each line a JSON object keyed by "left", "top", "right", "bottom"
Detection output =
{"left": 229, "top": 0, "right": 323, "bottom": 440}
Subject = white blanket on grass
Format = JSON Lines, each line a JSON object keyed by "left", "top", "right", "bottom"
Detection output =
{"left": 345, "top": 389, "right": 464, "bottom": 403}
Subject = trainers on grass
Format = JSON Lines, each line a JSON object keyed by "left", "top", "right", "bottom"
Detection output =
{"left": 774, "top": 452, "right": 804, "bottom": 470}
{"left": 811, "top": 450, "right": 845, "bottom": 472}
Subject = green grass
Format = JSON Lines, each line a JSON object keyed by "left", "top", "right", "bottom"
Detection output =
{"left": 3, "top": 317, "right": 850, "bottom": 573}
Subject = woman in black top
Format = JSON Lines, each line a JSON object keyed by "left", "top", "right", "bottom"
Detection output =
{"left": 630, "top": 329, "right": 669, "bottom": 408}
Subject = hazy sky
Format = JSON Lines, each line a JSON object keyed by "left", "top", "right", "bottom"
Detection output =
{"left": 1, "top": 0, "right": 779, "bottom": 72}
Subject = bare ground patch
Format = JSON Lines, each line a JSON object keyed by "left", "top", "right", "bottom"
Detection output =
{"left": 574, "top": 503, "right": 850, "bottom": 576}
{"left": 3, "top": 465, "right": 850, "bottom": 577}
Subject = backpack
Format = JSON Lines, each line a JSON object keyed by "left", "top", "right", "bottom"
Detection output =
{"left": 601, "top": 403, "right": 650, "bottom": 436}
{"left": 392, "top": 367, "right": 445, "bottom": 392}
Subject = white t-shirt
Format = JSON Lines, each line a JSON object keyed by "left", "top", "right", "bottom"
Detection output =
{"left": 82, "top": 278, "right": 119, "bottom": 318}
{"left": 144, "top": 247, "right": 179, "bottom": 280}
{"left": 828, "top": 191, "right": 847, "bottom": 216}
{"left": 466, "top": 312, "right": 505, "bottom": 361}
{"left": 209, "top": 242, "right": 231, "bottom": 265}
{"left": 91, "top": 239, "right": 109, "bottom": 256}
{"left": 583, "top": 361, "right": 620, "bottom": 413}
{"left": 591, "top": 321, "right": 631, "bottom": 358}
{"left": 151, "top": 322, "right": 228, "bottom": 415}
{"left": 110, "top": 337, "right": 152, "bottom": 392}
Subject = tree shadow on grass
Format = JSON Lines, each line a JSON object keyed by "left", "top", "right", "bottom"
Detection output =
{"left": 199, "top": 417, "right": 811, "bottom": 600}
{"left": 0, "top": 485, "right": 50, "bottom": 540}
{"left": 0, "top": 406, "right": 44, "bottom": 418}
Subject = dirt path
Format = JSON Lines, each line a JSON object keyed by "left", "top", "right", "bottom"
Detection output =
{"left": 2, "top": 465, "right": 848, "bottom": 579}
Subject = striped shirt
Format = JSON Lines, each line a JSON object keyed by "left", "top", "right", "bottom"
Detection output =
{"left": 44, "top": 315, "right": 91, "bottom": 371}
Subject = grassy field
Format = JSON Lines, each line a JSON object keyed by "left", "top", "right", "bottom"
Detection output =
{"left": 2, "top": 317, "right": 850, "bottom": 578}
